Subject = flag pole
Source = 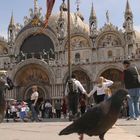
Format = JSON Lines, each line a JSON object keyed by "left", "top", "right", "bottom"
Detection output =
{"left": 67, "top": 0, "right": 71, "bottom": 80}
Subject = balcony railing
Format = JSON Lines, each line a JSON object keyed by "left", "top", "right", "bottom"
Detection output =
{"left": 1, "top": 52, "right": 140, "bottom": 70}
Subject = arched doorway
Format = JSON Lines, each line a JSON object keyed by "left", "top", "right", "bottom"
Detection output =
{"left": 24, "top": 85, "right": 49, "bottom": 104}
{"left": 14, "top": 63, "right": 51, "bottom": 101}
{"left": 101, "top": 68, "right": 123, "bottom": 92}
{"left": 20, "top": 34, "right": 55, "bottom": 59}
{"left": 15, "top": 64, "right": 50, "bottom": 86}
{"left": 66, "top": 70, "right": 91, "bottom": 92}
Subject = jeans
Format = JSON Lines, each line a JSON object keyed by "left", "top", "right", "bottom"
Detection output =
{"left": 128, "top": 88, "right": 140, "bottom": 118}
{"left": 30, "top": 104, "right": 38, "bottom": 121}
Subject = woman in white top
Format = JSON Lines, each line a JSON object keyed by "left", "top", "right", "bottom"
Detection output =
{"left": 87, "top": 76, "right": 113, "bottom": 104}
{"left": 30, "top": 85, "right": 39, "bottom": 122}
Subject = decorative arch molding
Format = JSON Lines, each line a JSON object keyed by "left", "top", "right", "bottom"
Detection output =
{"left": 71, "top": 33, "right": 93, "bottom": 48}
{"left": 10, "top": 58, "right": 55, "bottom": 85}
{"left": 62, "top": 66, "right": 92, "bottom": 83}
{"left": 0, "top": 40, "right": 8, "bottom": 54}
{"left": 62, "top": 33, "right": 93, "bottom": 50}
{"left": 62, "top": 66, "right": 92, "bottom": 92}
{"left": 95, "top": 64, "right": 124, "bottom": 92}
{"left": 14, "top": 27, "right": 59, "bottom": 54}
{"left": 23, "top": 84, "right": 49, "bottom": 100}
{"left": 95, "top": 31, "right": 125, "bottom": 48}
{"left": 95, "top": 64, "right": 123, "bottom": 80}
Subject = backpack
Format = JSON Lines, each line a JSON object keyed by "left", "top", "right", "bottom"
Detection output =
{"left": 68, "top": 79, "right": 77, "bottom": 93}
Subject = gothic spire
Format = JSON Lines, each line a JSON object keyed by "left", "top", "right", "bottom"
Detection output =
{"left": 60, "top": 0, "right": 67, "bottom": 11}
{"left": 89, "top": 2, "right": 97, "bottom": 39}
{"left": 76, "top": 0, "right": 84, "bottom": 21}
{"left": 106, "top": 10, "right": 110, "bottom": 24}
{"left": 123, "top": 0, "right": 135, "bottom": 55}
{"left": 89, "top": 2, "right": 96, "bottom": 21}
{"left": 123, "top": 0, "right": 133, "bottom": 31}
{"left": 8, "top": 11, "right": 16, "bottom": 45}
{"left": 9, "top": 11, "right": 15, "bottom": 27}
{"left": 34, "top": 0, "right": 38, "bottom": 15}
{"left": 125, "top": 0, "right": 132, "bottom": 17}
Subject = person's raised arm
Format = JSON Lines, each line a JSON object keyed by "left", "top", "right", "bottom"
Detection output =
{"left": 104, "top": 79, "right": 113, "bottom": 87}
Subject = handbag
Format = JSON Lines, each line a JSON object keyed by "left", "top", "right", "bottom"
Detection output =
{"left": 135, "top": 66, "right": 140, "bottom": 83}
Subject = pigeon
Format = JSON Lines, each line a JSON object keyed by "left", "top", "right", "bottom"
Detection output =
{"left": 59, "top": 89, "right": 128, "bottom": 140}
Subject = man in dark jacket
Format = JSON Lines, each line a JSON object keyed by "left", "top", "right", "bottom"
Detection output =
{"left": 123, "top": 60, "right": 140, "bottom": 120}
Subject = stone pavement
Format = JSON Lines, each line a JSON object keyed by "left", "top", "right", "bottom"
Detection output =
{"left": 116, "top": 118, "right": 140, "bottom": 138}
{"left": 0, "top": 118, "right": 140, "bottom": 140}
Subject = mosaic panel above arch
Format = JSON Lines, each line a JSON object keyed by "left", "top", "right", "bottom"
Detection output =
{"left": 0, "top": 43, "right": 8, "bottom": 55}
{"left": 65, "top": 36, "right": 90, "bottom": 50}
{"left": 15, "top": 64, "right": 50, "bottom": 86}
{"left": 97, "top": 33, "right": 123, "bottom": 48}
{"left": 65, "top": 70, "right": 91, "bottom": 92}
{"left": 101, "top": 68, "right": 123, "bottom": 92}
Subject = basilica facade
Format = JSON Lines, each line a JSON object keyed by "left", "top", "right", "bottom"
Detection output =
{"left": 0, "top": 0, "right": 140, "bottom": 104}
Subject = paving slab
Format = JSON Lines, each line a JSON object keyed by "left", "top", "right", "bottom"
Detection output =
{"left": 0, "top": 121, "right": 140, "bottom": 140}
{"left": 116, "top": 118, "right": 140, "bottom": 137}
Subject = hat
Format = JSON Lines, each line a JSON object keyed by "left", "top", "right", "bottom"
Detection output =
{"left": 123, "top": 60, "right": 130, "bottom": 65}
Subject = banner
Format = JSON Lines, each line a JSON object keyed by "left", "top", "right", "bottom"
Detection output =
{"left": 44, "top": 0, "right": 55, "bottom": 27}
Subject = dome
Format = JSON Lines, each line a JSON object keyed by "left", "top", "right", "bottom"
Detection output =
{"left": 0, "top": 38, "right": 8, "bottom": 55}
{"left": 135, "top": 31, "right": 140, "bottom": 43}
{"left": 48, "top": 11, "right": 89, "bottom": 35}
{"left": 77, "top": 11, "right": 84, "bottom": 21}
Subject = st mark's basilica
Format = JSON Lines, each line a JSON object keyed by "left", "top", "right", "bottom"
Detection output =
{"left": 0, "top": 0, "right": 140, "bottom": 104}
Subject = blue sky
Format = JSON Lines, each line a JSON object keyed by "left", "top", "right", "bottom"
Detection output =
{"left": 0, "top": 0, "right": 140, "bottom": 38}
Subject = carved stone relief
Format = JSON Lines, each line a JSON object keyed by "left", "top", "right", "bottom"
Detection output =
{"left": 16, "top": 65, "right": 49, "bottom": 86}
{"left": 97, "top": 33, "right": 121, "bottom": 48}
{"left": 0, "top": 44, "right": 8, "bottom": 54}
{"left": 66, "top": 36, "right": 89, "bottom": 49}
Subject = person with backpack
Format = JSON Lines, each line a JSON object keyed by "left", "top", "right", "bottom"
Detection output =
{"left": 64, "top": 74, "right": 87, "bottom": 121}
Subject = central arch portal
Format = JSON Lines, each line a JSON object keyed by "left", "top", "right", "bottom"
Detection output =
{"left": 24, "top": 85, "right": 50, "bottom": 103}
{"left": 13, "top": 63, "right": 53, "bottom": 101}
{"left": 101, "top": 68, "right": 123, "bottom": 92}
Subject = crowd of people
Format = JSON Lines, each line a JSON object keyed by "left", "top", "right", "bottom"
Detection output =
{"left": 64, "top": 59, "right": 140, "bottom": 121}
{"left": 4, "top": 95, "right": 87, "bottom": 122}
{"left": 1, "top": 59, "right": 140, "bottom": 123}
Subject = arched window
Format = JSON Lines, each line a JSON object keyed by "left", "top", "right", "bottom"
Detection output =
{"left": 108, "top": 50, "right": 113, "bottom": 58}
{"left": 136, "top": 48, "right": 140, "bottom": 58}
{"left": 136, "top": 48, "right": 140, "bottom": 54}
{"left": 20, "top": 34, "right": 55, "bottom": 59}
{"left": 75, "top": 53, "right": 80, "bottom": 63}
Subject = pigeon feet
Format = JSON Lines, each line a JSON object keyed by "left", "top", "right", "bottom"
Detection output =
{"left": 79, "top": 134, "right": 84, "bottom": 140}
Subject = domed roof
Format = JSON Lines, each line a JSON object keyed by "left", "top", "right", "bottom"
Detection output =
{"left": 0, "top": 38, "right": 8, "bottom": 55}
{"left": 48, "top": 11, "right": 89, "bottom": 35}
{"left": 135, "top": 31, "right": 140, "bottom": 42}
{"left": 77, "top": 11, "right": 84, "bottom": 21}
